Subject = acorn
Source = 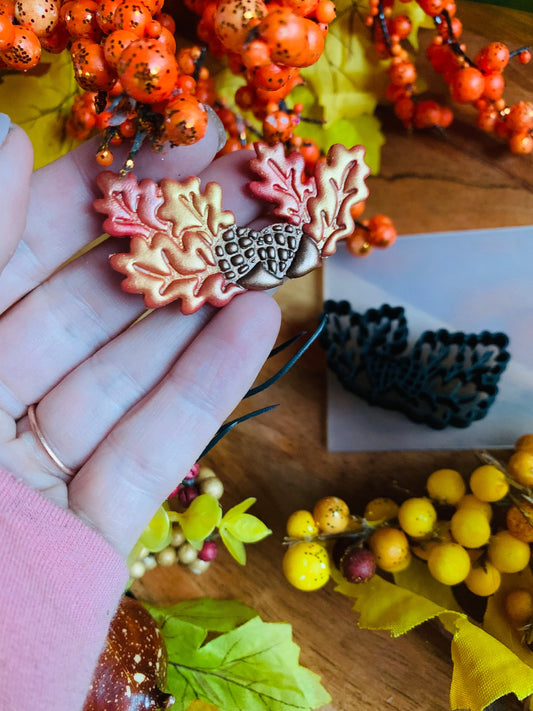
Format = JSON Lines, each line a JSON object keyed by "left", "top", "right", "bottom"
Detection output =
{"left": 83, "top": 596, "right": 174, "bottom": 711}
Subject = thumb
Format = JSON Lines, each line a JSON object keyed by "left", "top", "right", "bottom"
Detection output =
{"left": 0, "top": 115, "right": 33, "bottom": 279}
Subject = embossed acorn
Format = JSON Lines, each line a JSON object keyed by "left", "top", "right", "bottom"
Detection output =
{"left": 83, "top": 596, "right": 174, "bottom": 711}
{"left": 94, "top": 141, "right": 370, "bottom": 314}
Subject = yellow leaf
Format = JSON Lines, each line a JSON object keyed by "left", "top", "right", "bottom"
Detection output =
{"left": 449, "top": 616, "right": 533, "bottom": 711}
{"left": 0, "top": 51, "right": 78, "bottom": 168}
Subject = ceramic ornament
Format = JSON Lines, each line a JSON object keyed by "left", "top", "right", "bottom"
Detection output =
{"left": 94, "top": 142, "right": 370, "bottom": 314}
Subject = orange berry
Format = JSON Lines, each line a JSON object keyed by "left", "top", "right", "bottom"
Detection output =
{"left": 312, "top": 496, "right": 350, "bottom": 534}
{"left": 506, "top": 101, "right": 533, "bottom": 133}
{"left": 314, "top": 0, "right": 335, "bottom": 23}
{"left": 214, "top": 0, "right": 267, "bottom": 53}
{"left": 0, "top": 13, "right": 14, "bottom": 49}
{"left": 162, "top": 95, "right": 208, "bottom": 146}
{"left": 505, "top": 588, "right": 533, "bottom": 627}
{"left": 117, "top": 39, "right": 178, "bottom": 103}
{"left": 509, "top": 131, "right": 533, "bottom": 155}
{"left": 103, "top": 29, "right": 137, "bottom": 68}
{"left": 113, "top": 2, "right": 152, "bottom": 36}
{"left": 475, "top": 41, "right": 510, "bottom": 73}
{"left": 451, "top": 67, "right": 485, "bottom": 103}
{"left": 96, "top": 148, "right": 114, "bottom": 166}
{"left": 94, "top": 0, "right": 121, "bottom": 32}
{"left": 508, "top": 450, "right": 533, "bottom": 487}
{"left": 388, "top": 61, "right": 416, "bottom": 86}
{"left": 71, "top": 38, "right": 116, "bottom": 91}
{"left": 506, "top": 501, "right": 533, "bottom": 543}
{"left": 14, "top": 0, "right": 59, "bottom": 37}
{"left": 62, "top": 0, "right": 100, "bottom": 40}
{"left": 482, "top": 72, "right": 505, "bottom": 101}
{"left": 346, "top": 229, "right": 373, "bottom": 258}
{"left": 370, "top": 527, "right": 411, "bottom": 573}
{"left": 0, "top": 24, "right": 40, "bottom": 68}
{"left": 515, "top": 434, "right": 533, "bottom": 454}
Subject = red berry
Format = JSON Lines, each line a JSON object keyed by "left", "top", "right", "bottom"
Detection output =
{"left": 198, "top": 540, "right": 218, "bottom": 561}
{"left": 341, "top": 546, "right": 376, "bottom": 583}
{"left": 413, "top": 100, "right": 441, "bottom": 129}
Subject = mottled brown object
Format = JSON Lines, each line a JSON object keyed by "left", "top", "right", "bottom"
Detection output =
{"left": 83, "top": 596, "right": 174, "bottom": 711}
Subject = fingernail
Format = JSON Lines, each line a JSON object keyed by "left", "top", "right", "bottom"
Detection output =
{"left": 0, "top": 113, "right": 11, "bottom": 148}
{"left": 205, "top": 105, "right": 227, "bottom": 153}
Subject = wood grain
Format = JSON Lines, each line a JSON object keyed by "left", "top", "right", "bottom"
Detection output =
{"left": 132, "top": 4, "right": 533, "bottom": 710}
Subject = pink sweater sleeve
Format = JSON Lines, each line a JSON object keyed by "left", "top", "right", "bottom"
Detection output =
{"left": 0, "top": 468, "right": 129, "bottom": 711}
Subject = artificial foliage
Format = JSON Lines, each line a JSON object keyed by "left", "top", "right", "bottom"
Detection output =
{"left": 144, "top": 598, "right": 331, "bottom": 711}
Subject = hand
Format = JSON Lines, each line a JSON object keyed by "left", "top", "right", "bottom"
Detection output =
{"left": 0, "top": 114, "right": 281, "bottom": 558}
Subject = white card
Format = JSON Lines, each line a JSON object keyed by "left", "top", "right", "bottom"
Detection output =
{"left": 323, "top": 225, "right": 533, "bottom": 452}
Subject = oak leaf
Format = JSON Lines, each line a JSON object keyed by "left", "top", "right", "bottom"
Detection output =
{"left": 110, "top": 233, "right": 243, "bottom": 313}
{"left": 304, "top": 144, "right": 370, "bottom": 256}
{"left": 95, "top": 171, "right": 170, "bottom": 239}
{"left": 248, "top": 142, "right": 316, "bottom": 226}
{"left": 158, "top": 177, "right": 235, "bottom": 244}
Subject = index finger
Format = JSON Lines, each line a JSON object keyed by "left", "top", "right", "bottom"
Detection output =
{"left": 0, "top": 110, "right": 226, "bottom": 314}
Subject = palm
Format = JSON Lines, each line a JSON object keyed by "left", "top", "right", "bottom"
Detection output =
{"left": 0, "top": 121, "right": 280, "bottom": 558}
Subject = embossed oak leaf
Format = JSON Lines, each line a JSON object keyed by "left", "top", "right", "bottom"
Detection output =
{"left": 248, "top": 142, "right": 316, "bottom": 226}
{"left": 305, "top": 144, "right": 370, "bottom": 256}
{"left": 97, "top": 172, "right": 244, "bottom": 314}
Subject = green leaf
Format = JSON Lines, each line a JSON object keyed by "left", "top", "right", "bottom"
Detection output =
{"left": 221, "top": 513, "right": 272, "bottom": 543}
{"left": 220, "top": 527, "right": 247, "bottom": 565}
{"left": 161, "top": 615, "right": 331, "bottom": 711}
{"left": 221, "top": 497, "right": 256, "bottom": 522}
{"left": 144, "top": 598, "right": 258, "bottom": 634}
{"left": 0, "top": 51, "right": 78, "bottom": 169}
{"left": 174, "top": 494, "right": 222, "bottom": 544}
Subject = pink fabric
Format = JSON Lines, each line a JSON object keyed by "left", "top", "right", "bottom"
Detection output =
{"left": 0, "top": 468, "right": 129, "bottom": 711}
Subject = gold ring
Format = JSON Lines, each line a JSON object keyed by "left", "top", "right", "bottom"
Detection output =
{"left": 27, "top": 404, "right": 76, "bottom": 478}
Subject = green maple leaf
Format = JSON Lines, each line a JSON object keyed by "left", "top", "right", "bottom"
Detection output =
{"left": 149, "top": 612, "right": 331, "bottom": 711}
{"left": 146, "top": 598, "right": 258, "bottom": 633}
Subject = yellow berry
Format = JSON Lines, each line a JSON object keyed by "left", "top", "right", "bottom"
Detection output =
{"left": 313, "top": 496, "right": 350, "bottom": 534}
{"left": 505, "top": 588, "right": 533, "bottom": 626}
{"left": 282, "top": 541, "right": 330, "bottom": 591}
{"left": 369, "top": 526, "right": 411, "bottom": 572}
{"left": 469, "top": 464, "right": 509, "bottom": 502}
{"left": 426, "top": 468, "right": 466, "bottom": 505}
{"left": 364, "top": 497, "right": 399, "bottom": 526}
{"left": 411, "top": 520, "right": 452, "bottom": 561}
{"left": 450, "top": 507, "right": 491, "bottom": 548}
{"left": 488, "top": 530, "right": 531, "bottom": 573}
{"left": 506, "top": 501, "right": 533, "bottom": 543}
{"left": 508, "top": 451, "right": 533, "bottom": 488}
{"left": 286, "top": 510, "right": 319, "bottom": 539}
{"left": 428, "top": 542, "right": 471, "bottom": 586}
{"left": 464, "top": 561, "right": 501, "bottom": 596}
{"left": 398, "top": 497, "right": 437, "bottom": 538}
{"left": 456, "top": 494, "right": 493, "bottom": 521}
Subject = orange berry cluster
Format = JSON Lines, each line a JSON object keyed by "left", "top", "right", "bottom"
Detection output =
{"left": 345, "top": 203, "right": 397, "bottom": 257}
{"left": 283, "top": 435, "right": 533, "bottom": 630}
{"left": 187, "top": 0, "right": 334, "bottom": 115}
{"left": 365, "top": 0, "right": 532, "bottom": 154}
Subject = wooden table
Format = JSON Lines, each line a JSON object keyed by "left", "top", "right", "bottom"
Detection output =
{"left": 133, "top": 4, "right": 533, "bottom": 709}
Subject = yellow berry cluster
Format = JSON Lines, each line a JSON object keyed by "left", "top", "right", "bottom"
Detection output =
{"left": 282, "top": 434, "right": 533, "bottom": 629}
